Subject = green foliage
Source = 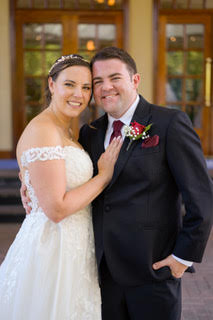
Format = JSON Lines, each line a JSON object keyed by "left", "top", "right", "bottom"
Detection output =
{"left": 187, "top": 52, "right": 203, "bottom": 75}
{"left": 167, "top": 51, "right": 183, "bottom": 75}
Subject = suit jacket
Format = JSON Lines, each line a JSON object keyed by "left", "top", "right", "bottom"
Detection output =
{"left": 79, "top": 95, "right": 213, "bottom": 286}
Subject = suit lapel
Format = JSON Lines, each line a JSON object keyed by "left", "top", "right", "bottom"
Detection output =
{"left": 91, "top": 114, "right": 108, "bottom": 169}
{"left": 106, "top": 96, "right": 152, "bottom": 190}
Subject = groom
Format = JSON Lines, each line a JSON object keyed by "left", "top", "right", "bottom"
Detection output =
{"left": 79, "top": 47, "right": 213, "bottom": 320}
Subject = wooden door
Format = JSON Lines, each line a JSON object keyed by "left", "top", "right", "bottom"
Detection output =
{"left": 12, "top": 10, "right": 123, "bottom": 152}
{"left": 156, "top": 14, "right": 212, "bottom": 155}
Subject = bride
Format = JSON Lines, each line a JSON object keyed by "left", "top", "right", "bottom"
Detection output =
{"left": 0, "top": 54, "right": 122, "bottom": 320}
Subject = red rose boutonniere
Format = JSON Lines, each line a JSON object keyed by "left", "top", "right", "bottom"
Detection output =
{"left": 124, "top": 121, "right": 153, "bottom": 151}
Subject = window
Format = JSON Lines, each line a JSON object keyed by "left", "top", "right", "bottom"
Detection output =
{"left": 160, "top": 0, "right": 213, "bottom": 9}
{"left": 16, "top": 0, "right": 124, "bottom": 9}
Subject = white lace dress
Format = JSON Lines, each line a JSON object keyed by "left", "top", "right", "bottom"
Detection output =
{"left": 0, "top": 146, "right": 101, "bottom": 320}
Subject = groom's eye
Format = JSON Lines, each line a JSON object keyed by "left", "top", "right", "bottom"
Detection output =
{"left": 93, "top": 80, "right": 102, "bottom": 86}
{"left": 83, "top": 86, "right": 91, "bottom": 91}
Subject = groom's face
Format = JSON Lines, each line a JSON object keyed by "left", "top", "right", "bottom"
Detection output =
{"left": 92, "top": 59, "right": 140, "bottom": 119}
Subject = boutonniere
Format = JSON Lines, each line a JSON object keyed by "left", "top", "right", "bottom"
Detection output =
{"left": 123, "top": 121, "right": 159, "bottom": 151}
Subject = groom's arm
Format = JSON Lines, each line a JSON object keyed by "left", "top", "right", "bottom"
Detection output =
{"left": 166, "top": 111, "right": 213, "bottom": 262}
{"left": 153, "top": 110, "right": 213, "bottom": 277}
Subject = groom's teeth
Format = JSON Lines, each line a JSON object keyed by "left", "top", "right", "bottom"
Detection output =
{"left": 105, "top": 94, "right": 116, "bottom": 99}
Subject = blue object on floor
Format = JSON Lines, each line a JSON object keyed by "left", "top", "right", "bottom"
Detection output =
{"left": 206, "top": 158, "right": 213, "bottom": 169}
{"left": 0, "top": 158, "right": 212, "bottom": 170}
{"left": 0, "top": 160, "right": 19, "bottom": 170}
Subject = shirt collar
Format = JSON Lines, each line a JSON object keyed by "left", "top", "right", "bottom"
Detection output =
{"left": 107, "top": 95, "right": 140, "bottom": 128}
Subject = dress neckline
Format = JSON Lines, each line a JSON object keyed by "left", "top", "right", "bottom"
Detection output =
{"left": 21, "top": 145, "right": 85, "bottom": 155}
{"left": 63, "top": 145, "right": 85, "bottom": 152}
{"left": 20, "top": 145, "right": 87, "bottom": 168}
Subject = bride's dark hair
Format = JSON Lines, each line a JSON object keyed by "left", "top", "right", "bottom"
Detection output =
{"left": 45, "top": 54, "right": 91, "bottom": 106}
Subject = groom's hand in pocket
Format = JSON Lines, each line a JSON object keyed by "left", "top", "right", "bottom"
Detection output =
{"left": 152, "top": 254, "right": 188, "bottom": 279}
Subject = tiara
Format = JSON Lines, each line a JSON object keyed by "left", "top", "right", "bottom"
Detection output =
{"left": 48, "top": 54, "right": 89, "bottom": 75}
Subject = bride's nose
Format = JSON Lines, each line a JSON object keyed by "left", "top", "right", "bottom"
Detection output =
{"left": 73, "top": 86, "right": 83, "bottom": 98}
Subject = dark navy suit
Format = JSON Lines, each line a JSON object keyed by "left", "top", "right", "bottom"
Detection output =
{"left": 79, "top": 95, "right": 213, "bottom": 319}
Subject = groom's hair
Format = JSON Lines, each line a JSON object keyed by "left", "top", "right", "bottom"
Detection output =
{"left": 90, "top": 47, "right": 137, "bottom": 77}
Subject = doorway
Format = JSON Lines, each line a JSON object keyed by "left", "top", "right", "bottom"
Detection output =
{"left": 156, "top": 1, "right": 213, "bottom": 155}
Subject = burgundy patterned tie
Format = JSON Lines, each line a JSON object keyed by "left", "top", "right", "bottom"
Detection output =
{"left": 109, "top": 120, "right": 124, "bottom": 144}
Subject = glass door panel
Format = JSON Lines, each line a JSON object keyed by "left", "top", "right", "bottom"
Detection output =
{"left": 176, "top": 0, "right": 188, "bottom": 9}
{"left": 78, "top": 22, "right": 117, "bottom": 129}
{"left": 206, "top": 0, "right": 213, "bottom": 8}
{"left": 185, "top": 105, "right": 202, "bottom": 128}
{"left": 98, "top": 24, "right": 116, "bottom": 48}
{"left": 186, "top": 24, "right": 204, "bottom": 49}
{"left": 190, "top": 0, "right": 204, "bottom": 9}
{"left": 185, "top": 79, "right": 203, "bottom": 102}
{"left": 165, "top": 23, "right": 205, "bottom": 133}
{"left": 166, "top": 24, "right": 184, "bottom": 49}
{"left": 34, "top": 0, "right": 46, "bottom": 8}
{"left": 160, "top": 0, "right": 173, "bottom": 9}
{"left": 23, "top": 23, "right": 62, "bottom": 123}
{"left": 78, "top": 24, "right": 96, "bottom": 60}
{"left": 160, "top": 0, "right": 208, "bottom": 9}
{"left": 17, "top": 0, "right": 124, "bottom": 9}
{"left": 78, "top": 23, "right": 116, "bottom": 59}
{"left": 167, "top": 51, "right": 184, "bottom": 75}
{"left": 166, "top": 78, "right": 183, "bottom": 102}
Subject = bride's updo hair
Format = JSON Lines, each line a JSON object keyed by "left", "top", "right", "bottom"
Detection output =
{"left": 45, "top": 54, "right": 91, "bottom": 106}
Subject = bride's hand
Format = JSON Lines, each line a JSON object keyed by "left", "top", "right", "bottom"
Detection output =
{"left": 97, "top": 137, "right": 122, "bottom": 183}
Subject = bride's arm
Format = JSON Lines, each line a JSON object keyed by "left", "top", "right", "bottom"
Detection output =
{"left": 29, "top": 138, "right": 121, "bottom": 223}
{"left": 19, "top": 123, "right": 121, "bottom": 223}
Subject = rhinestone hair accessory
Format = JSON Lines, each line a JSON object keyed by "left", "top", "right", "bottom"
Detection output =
{"left": 48, "top": 54, "right": 89, "bottom": 75}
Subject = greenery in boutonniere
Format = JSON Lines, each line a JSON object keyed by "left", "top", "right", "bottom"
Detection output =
{"left": 123, "top": 121, "right": 152, "bottom": 151}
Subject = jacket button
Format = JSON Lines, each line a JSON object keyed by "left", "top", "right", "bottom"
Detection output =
{"left": 105, "top": 205, "right": 110, "bottom": 212}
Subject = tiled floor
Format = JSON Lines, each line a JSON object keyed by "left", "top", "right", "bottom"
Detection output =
{"left": 0, "top": 223, "right": 212, "bottom": 319}
{"left": 0, "top": 223, "right": 21, "bottom": 263}
{"left": 181, "top": 229, "right": 213, "bottom": 320}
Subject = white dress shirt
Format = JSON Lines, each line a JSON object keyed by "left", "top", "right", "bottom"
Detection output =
{"left": 104, "top": 94, "right": 193, "bottom": 268}
{"left": 104, "top": 95, "right": 140, "bottom": 149}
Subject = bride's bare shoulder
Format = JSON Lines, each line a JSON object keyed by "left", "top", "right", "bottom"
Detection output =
{"left": 16, "top": 111, "right": 61, "bottom": 161}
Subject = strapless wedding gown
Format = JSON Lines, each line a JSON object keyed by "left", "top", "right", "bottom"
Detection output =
{"left": 0, "top": 146, "right": 101, "bottom": 320}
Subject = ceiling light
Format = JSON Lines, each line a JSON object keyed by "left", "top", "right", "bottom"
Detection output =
{"left": 108, "top": 0, "right": 115, "bottom": 6}
{"left": 86, "top": 40, "right": 95, "bottom": 51}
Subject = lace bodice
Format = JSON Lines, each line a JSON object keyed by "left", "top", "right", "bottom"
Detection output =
{"left": 21, "top": 145, "right": 94, "bottom": 214}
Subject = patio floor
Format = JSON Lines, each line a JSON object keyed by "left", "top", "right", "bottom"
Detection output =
{"left": 0, "top": 223, "right": 212, "bottom": 320}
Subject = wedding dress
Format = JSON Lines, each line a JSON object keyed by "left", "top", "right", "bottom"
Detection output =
{"left": 0, "top": 146, "right": 101, "bottom": 320}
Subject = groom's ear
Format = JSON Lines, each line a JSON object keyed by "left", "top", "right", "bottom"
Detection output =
{"left": 132, "top": 73, "right": 140, "bottom": 90}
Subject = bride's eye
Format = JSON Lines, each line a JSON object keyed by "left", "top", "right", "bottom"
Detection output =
{"left": 65, "top": 83, "right": 74, "bottom": 87}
